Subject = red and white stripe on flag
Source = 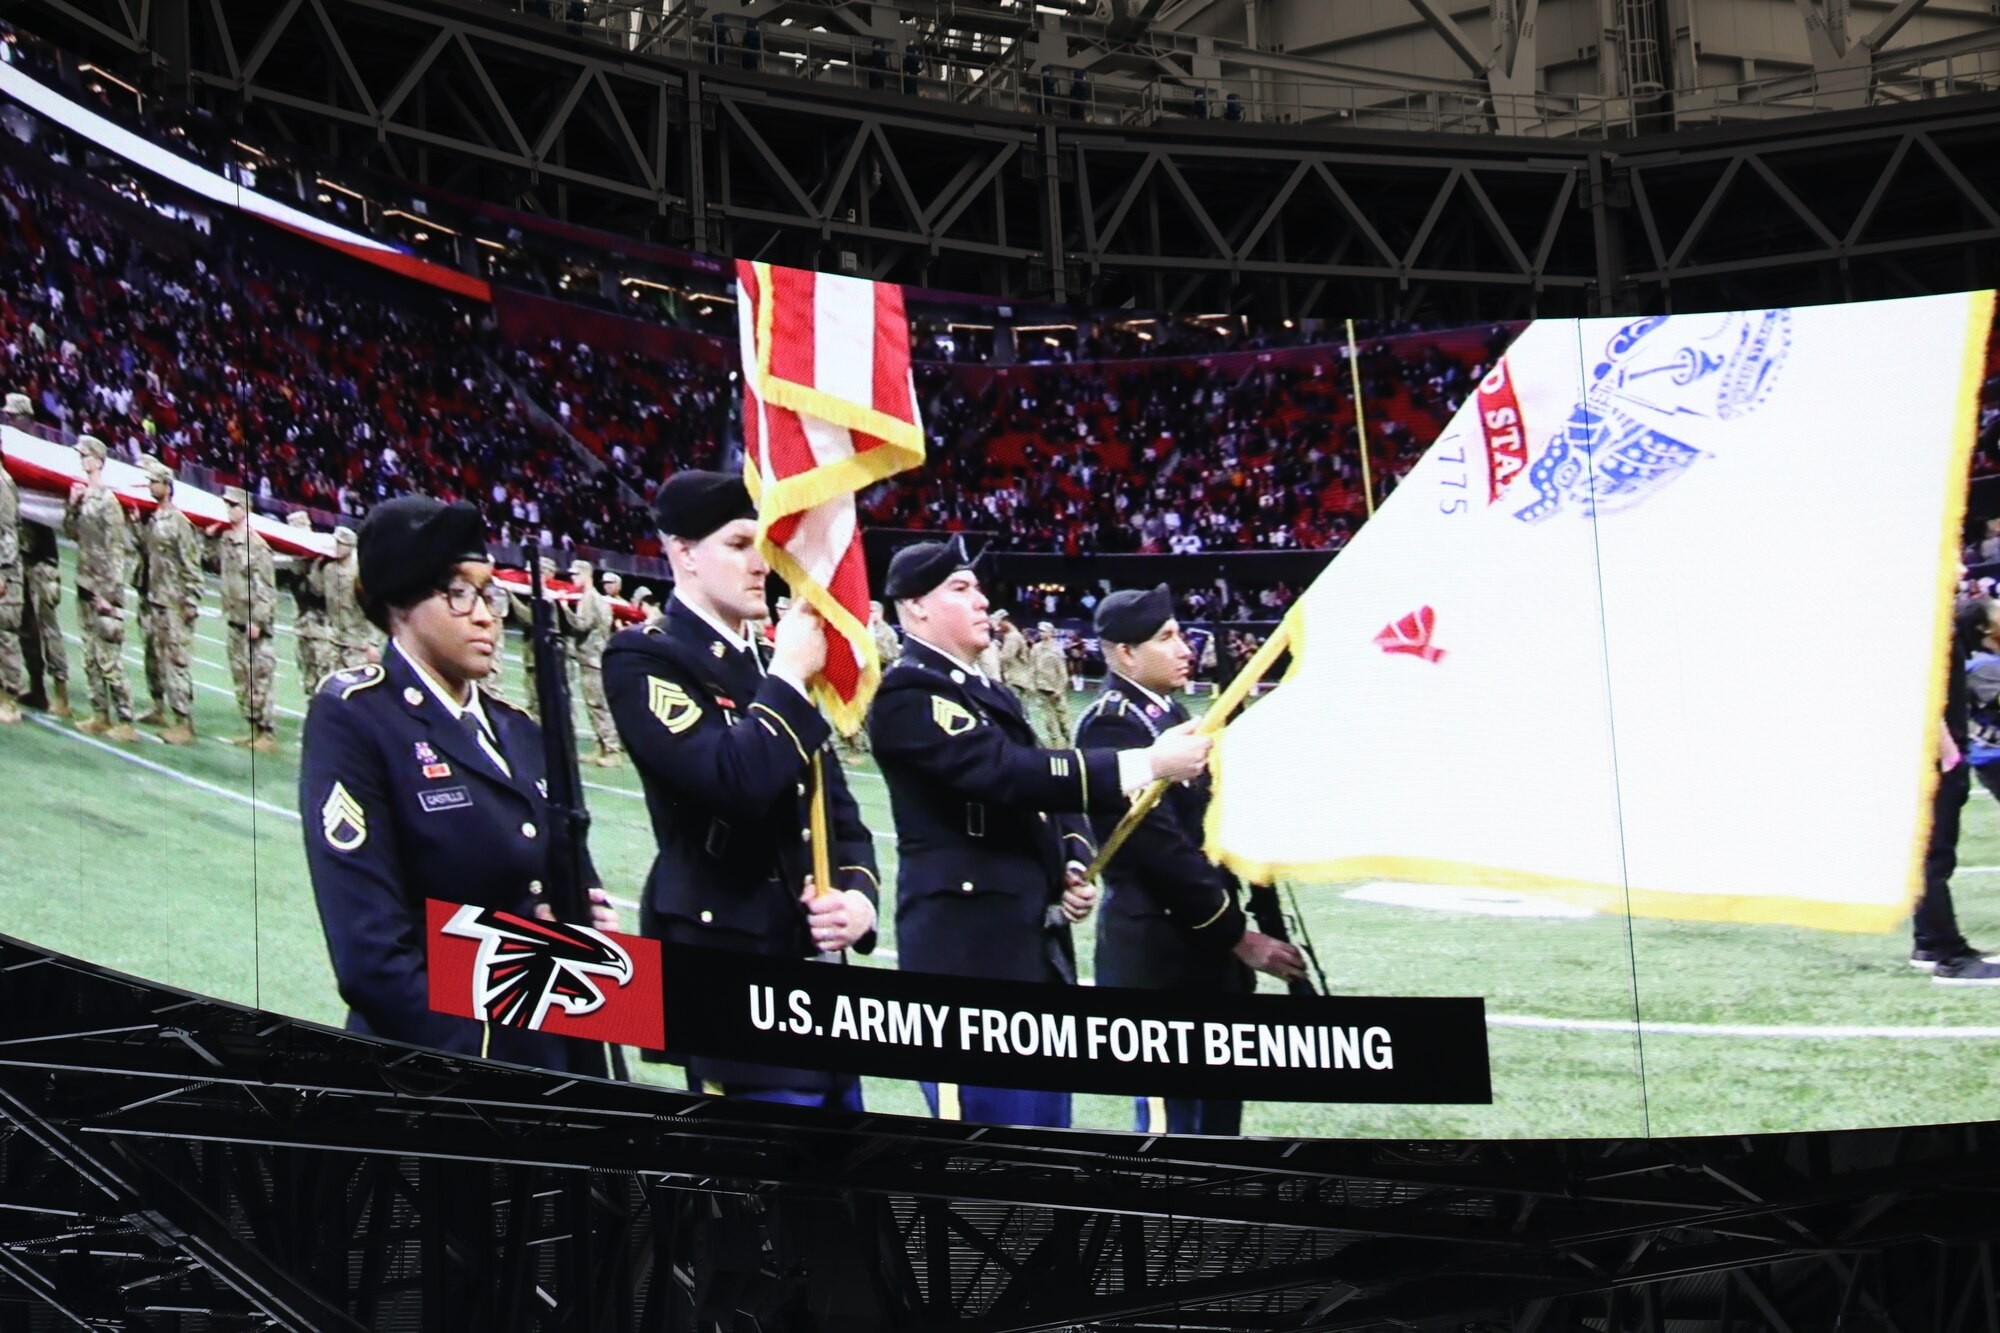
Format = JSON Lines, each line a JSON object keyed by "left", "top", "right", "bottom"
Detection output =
{"left": 737, "top": 259, "right": 925, "bottom": 735}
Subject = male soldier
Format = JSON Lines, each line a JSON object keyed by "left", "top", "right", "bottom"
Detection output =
{"left": 561, "top": 557, "right": 621, "bottom": 766}
{"left": 217, "top": 486, "right": 278, "bottom": 751}
{"left": 1077, "top": 584, "right": 1307, "bottom": 1135}
{"left": 604, "top": 471, "right": 880, "bottom": 1108}
{"left": 64, "top": 436, "right": 137, "bottom": 740}
{"left": 994, "top": 611, "right": 1031, "bottom": 703}
{"left": 1026, "top": 620, "right": 1074, "bottom": 747}
{"left": 323, "top": 525, "right": 374, "bottom": 670}
{"left": 286, "top": 510, "right": 337, "bottom": 693}
{"left": 21, "top": 521, "right": 67, "bottom": 716}
{"left": 868, "top": 541, "right": 1210, "bottom": 1127}
{"left": 6, "top": 393, "right": 63, "bottom": 716}
{"left": 509, "top": 554, "right": 561, "bottom": 720}
{"left": 631, "top": 585, "right": 664, "bottom": 628}
{"left": 0, "top": 402, "right": 22, "bottom": 723}
{"left": 869, "top": 599, "right": 899, "bottom": 671}
{"left": 133, "top": 457, "right": 204, "bottom": 744}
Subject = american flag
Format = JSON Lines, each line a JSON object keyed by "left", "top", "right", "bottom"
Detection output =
{"left": 737, "top": 260, "right": 926, "bottom": 735}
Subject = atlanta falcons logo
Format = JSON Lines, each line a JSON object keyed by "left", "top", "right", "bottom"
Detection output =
{"left": 441, "top": 904, "right": 634, "bottom": 1030}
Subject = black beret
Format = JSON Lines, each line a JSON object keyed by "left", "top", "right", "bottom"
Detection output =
{"left": 654, "top": 469, "right": 754, "bottom": 540}
{"left": 883, "top": 538, "right": 973, "bottom": 601}
{"left": 1095, "top": 583, "right": 1176, "bottom": 645}
{"left": 356, "top": 496, "right": 490, "bottom": 624}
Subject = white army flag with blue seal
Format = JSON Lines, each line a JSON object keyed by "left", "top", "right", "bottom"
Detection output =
{"left": 1205, "top": 291, "right": 1996, "bottom": 932}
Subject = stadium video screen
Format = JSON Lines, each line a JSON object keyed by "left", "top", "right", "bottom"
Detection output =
{"left": 4, "top": 38, "right": 1999, "bottom": 1141}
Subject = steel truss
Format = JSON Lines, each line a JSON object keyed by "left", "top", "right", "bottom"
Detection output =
{"left": 9, "top": 0, "right": 2000, "bottom": 321}
{"left": 3, "top": 937, "right": 2000, "bottom": 1332}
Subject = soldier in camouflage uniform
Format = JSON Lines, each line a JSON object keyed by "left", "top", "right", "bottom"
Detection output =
{"left": 63, "top": 436, "right": 137, "bottom": 740}
{"left": 483, "top": 577, "right": 514, "bottom": 703}
{"left": 995, "top": 611, "right": 1032, "bottom": 702}
{"left": 134, "top": 456, "right": 204, "bottom": 744}
{"left": 323, "top": 525, "right": 374, "bottom": 670}
{"left": 21, "top": 521, "right": 67, "bottom": 716}
{"left": 560, "top": 558, "right": 621, "bottom": 766}
{"left": 509, "top": 555, "right": 560, "bottom": 721}
{"left": 217, "top": 486, "right": 278, "bottom": 752}
{"left": 1026, "top": 621, "right": 1074, "bottom": 747}
{"left": 284, "top": 511, "right": 337, "bottom": 693}
{"left": 4, "top": 391, "right": 56, "bottom": 719}
{"left": 0, "top": 399, "right": 23, "bottom": 724}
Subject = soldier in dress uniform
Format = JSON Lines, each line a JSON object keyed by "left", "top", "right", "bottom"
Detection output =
{"left": 603, "top": 470, "right": 880, "bottom": 1108}
{"left": 324, "top": 525, "right": 376, "bottom": 670}
{"left": 1025, "top": 621, "right": 1074, "bottom": 747}
{"left": 0, "top": 398, "right": 22, "bottom": 724}
{"left": 867, "top": 541, "right": 1211, "bottom": 1128}
{"left": 133, "top": 457, "right": 203, "bottom": 744}
{"left": 64, "top": 435, "right": 137, "bottom": 741}
{"left": 561, "top": 557, "right": 621, "bottom": 767}
{"left": 285, "top": 510, "right": 337, "bottom": 694}
{"left": 300, "top": 495, "right": 619, "bottom": 1071}
{"left": 217, "top": 486, "right": 278, "bottom": 751}
{"left": 1076, "top": 583, "right": 1306, "bottom": 1136}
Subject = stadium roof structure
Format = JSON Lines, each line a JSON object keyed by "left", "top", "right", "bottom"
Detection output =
{"left": 6, "top": 931, "right": 2000, "bottom": 1331}
{"left": 14, "top": 0, "right": 2000, "bottom": 319}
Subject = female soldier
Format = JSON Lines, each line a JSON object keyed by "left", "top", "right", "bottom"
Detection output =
{"left": 299, "top": 494, "right": 618, "bottom": 1072}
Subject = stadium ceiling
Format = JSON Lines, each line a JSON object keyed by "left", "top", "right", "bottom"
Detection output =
{"left": 11, "top": 0, "right": 2000, "bottom": 319}
{"left": 7, "top": 934, "right": 2000, "bottom": 1332}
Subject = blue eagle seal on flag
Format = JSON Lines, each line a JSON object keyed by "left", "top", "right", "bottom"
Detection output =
{"left": 1514, "top": 310, "right": 1792, "bottom": 524}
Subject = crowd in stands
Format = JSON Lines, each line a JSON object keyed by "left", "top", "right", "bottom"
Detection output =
{"left": 870, "top": 325, "right": 1513, "bottom": 554}
{"left": 0, "top": 55, "right": 1519, "bottom": 603}
{"left": 0, "top": 158, "right": 646, "bottom": 553}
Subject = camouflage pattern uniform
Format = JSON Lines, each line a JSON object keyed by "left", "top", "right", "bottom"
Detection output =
{"left": 286, "top": 513, "right": 337, "bottom": 693}
{"left": 508, "top": 558, "right": 560, "bottom": 721}
{"left": 23, "top": 525, "right": 67, "bottom": 714}
{"left": 1027, "top": 627, "right": 1073, "bottom": 747}
{"left": 0, "top": 437, "right": 23, "bottom": 720}
{"left": 996, "top": 618, "right": 1033, "bottom": 700}
{"left": 484, "top": 580, "right": 514, "bottom": 703}
{"left": 217, "top": 498, "right": 278, "bottom": 746}
{"left": 64, "top": 439, "right": 135, "bottom": 734}
{"left": 561, "top": 563, "right": 620, "bottom": 764}
{"left": 134, "top": 459, "right": 204, "bottom": 740}
{"left": 322, "top": 534, "right": 373, "bottom": 670}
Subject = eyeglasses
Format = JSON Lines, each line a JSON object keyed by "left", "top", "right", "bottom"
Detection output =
{"left": 438, "top": 582, "right": 508, "bottom": 617}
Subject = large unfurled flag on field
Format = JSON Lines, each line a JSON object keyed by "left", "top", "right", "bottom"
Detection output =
{"left": 737, "top": 260, "right": 925, "bottom": 734}
{"left": 1206, "top": 291, "right": 1996, "bottom": 933}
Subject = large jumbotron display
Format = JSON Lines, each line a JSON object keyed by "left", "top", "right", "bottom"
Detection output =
{"left": 5, "top": 26, "right": 2000, "bottom": 1140}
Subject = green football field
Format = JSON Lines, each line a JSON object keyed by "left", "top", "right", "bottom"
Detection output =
{"left": 5, "top": 543, "right": 2000, "bottom": 1140}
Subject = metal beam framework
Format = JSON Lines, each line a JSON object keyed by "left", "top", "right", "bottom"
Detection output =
{"left": 5, "top": 939, "right": 2000, "bottom": 1331}
{"left": 12, "top": 0, "right": 2000, "bottom": 320}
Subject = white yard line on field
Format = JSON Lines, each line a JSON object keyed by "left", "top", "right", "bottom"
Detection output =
{"left": 1487, "top": 1012, "right": 2000, "bottom": 1039}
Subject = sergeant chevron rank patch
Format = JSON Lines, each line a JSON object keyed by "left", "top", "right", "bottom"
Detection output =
{"left": 931, "top": 696, "right": 976, "bottom": 736}
{"left": 648, "top": 677, "right": 702, "bottom": 734}
{"left": 321, "top": 782, "right": 367, "bottom": 852}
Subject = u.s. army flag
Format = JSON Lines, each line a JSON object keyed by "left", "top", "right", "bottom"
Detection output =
{"left": 1207, "top": 292, "right": 1996, "bottom": 932}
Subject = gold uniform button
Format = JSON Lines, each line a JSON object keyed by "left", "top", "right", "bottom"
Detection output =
{"left": 521, "top": 822, "right": 538, "bottom": 839}
{"left": 801, "top": 827, "right": 812, "bottom": 843}
{"left": 796, "top": 783, "right": 806, "bottom": 797}
{"left": 528, "top": 880, "right": 543, "bottom": 896}
{"left": 961, "top": 881, "right": 974, "bottom": 893}
{"left": 700, "top": 910, "right": 714, "bottom": 924}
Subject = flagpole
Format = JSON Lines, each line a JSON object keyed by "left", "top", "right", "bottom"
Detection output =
{"left": 809, "top": 751, "right": 833, "bottom": 899}
{"left": 1346, "top": 318, "right": 1376, "bottom": 518}
{"left": 1084, "top": 612, "right": 1296, "bottom": 881}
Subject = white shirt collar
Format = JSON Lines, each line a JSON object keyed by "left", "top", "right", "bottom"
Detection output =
{"left": 672, "top": 590, "right": 751, "bottom": 654}
{"left": 394, "top": 638, "right": 494, "bottom": 737}
{"left": 908, "top": 633, "right": 987, "bottom": 682}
